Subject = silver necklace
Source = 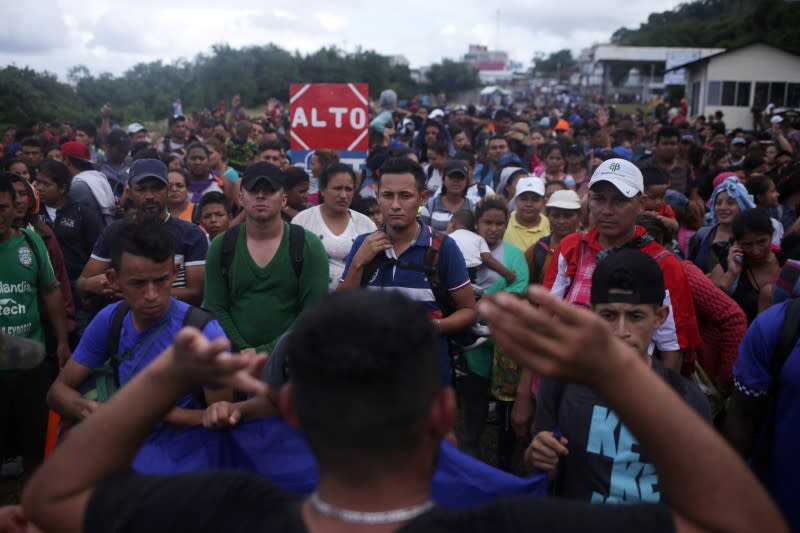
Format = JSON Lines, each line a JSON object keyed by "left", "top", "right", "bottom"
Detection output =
{"left": 308, "top": 492, "right": 435, "bottom": 524}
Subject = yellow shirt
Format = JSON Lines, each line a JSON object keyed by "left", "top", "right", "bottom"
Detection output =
{"left": 503, "top": 211, "right": 550, "bottom": 253}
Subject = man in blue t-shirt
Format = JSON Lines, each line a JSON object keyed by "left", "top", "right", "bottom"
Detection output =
{"left": 725, "top": 301, "right": 800, "bottom": 532}
{"left": 77, "top": 159, "right": 208, "bottom": 307}
{"left": 48, "top": 217, "right": 228, "bottom": 426}
{"left": 338, "top": 156, "right": 477, "bottom": 385}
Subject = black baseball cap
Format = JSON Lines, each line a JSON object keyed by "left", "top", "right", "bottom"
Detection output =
{"left": 591, "top": 249, "right": 665, "bottom": 305}
{"left": 129, "top": 158, "right": 168, "bottom": 186}
{"left": 444, "top": 159, "right": 469, "bottom": 177}
{"left": 241, "top": 162, "right": 285, "bottom": 192}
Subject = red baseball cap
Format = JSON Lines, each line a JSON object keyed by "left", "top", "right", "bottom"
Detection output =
{"left": 60, "top": 141, "right": 91, "bottom": 162}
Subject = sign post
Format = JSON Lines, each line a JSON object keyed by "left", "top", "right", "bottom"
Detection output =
{"left": 289, "top": 83, "right": 369, "bottom": 173}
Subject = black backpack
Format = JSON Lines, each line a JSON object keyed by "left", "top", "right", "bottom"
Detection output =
{"left": 220, "top": 222, "right": 305, "bottom": 306}
{"left": 220, "top": 223, "right": 305, "bottom": 282}
{"left": 359, "top": 230, "right": 455, "bottom": 316}
{"left": 106, "top": 302, "right": 213, "bottom": 407}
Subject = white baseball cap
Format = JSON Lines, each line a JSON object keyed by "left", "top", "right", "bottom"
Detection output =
{"left": 126, "top": 122, "right": 146, "bottom": 135}
{"left": 429, "top": 108, "right": 445, "bottom": 119}
{"left": 513, "top": 176, "right": 546, "bottom": 201}
{"left": 546, "top": 189, "right": 582, "bottom": 210}
{"left": 588, "top": 158, "right": 644, "bottom": 198}
{"left": 771, "top": 115, "right": 784, "bottom": 125}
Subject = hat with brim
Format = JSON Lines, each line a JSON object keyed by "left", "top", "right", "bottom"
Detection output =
{"left": 129, "top": 158, "right": 168, "bottom": 186}
{"left": 588, "top": 158, "right": 644, "bottom": 198}
{"left": 60, "top": 141, "right": 91, "bottom": 163}
{"left": 513, "top": 176, "right": 545, "bottom": 201}
{"left": 242, "top": 162, "right": 285, "bottom": 191}
{"left": 546, "top": 189, "right": 582, "bottom": 210}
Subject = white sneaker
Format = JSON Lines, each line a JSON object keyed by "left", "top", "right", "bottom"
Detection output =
{"left": 1, "top": 456, "right": 23, "bottom": 478}
{"left": 471, "top": 323, "right": 491, "bottom": 337}
{"left": 462, "top": 336, "right": 489, "bottom": 350}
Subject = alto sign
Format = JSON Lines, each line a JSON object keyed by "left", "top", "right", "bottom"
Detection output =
{"left": 289, "top": 83, "right": 369, "bottom": 152}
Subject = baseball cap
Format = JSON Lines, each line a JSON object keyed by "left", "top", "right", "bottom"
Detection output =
{"left": 771, "top": 115, "right": 784, "bottom": 125}
{"left": 127, "top": 122, "right": 147, "bottom": 135}
{"left": 107, "top": 129, "right": 130, "bottom": 148}
{"left": 429, "top": 109, "right": 445, "bottom": 119}
{"left": 129, "top": 158, "right": 168, "bottom": 186}
{"left": 680, "top": 134, "right": 695, "bottom": 143}
{"left": 546, "top": 189, "right": 581, "bottom": 210}
{"left": 590, "top": 249, "right": 665, "bottom": 305}
{"left": 506, "top": 130, "right": 532, "bottom": 146}
{"left": 731, "top": 137, "right": 747, "bottom": 146}
{"left": 60, "top": 141, "right": 91, "bottom": 162}
{"left": 588, "top": 158, "right": 644, "bottom": 198}
{"left": 241, "top": 162, "right": 284, "bottom": 192}
{"left": 444, "top": 159, "right": 469, "bottom": 177}
{"left": 512, "top": 176, "right": 545, "bottom": 201}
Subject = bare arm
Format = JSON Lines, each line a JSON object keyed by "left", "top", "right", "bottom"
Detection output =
{"left": 657, "top": 350, "right": 683, "bottom": 375}
{"left": 47, "top": 360, "right": 99, "bottom": 421}
{"left": 171, "top": 265, "right": 204, "bottom": 306}
{"left": 480, "top": 251, "right": 515, "bottom": 283}
{"left": 40, "top": 287, "right": 71, "bottom": 366}
{"left": 724, "top": 389, "right": 769, "bottom": 459}
{"left": 480, "top": 287, "right": 787, "bottom": 533}
{"left": 76, "top": 258, "right": 116, "bottom": 299}
{"left": 337, "top": 232, "right": 392, "bottom": 291}
{"left": 438, "top": 284, "right": 477, "bottom": 335}
{"left": 24, "top": 330, "right": 268, "bottom": 533}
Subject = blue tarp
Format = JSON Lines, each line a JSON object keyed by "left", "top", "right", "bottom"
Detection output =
{"left": 133, "top": 417, "right": 547, "bottom": 509}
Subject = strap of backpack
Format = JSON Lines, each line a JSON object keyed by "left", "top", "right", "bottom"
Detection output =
{"left": 107, "top": 302, "right": 131, "bottom": 387}
{"left": 424, "top": 231, "right": 456, "bottom": 316}
{"left": 220, "top": 223, "right": 242, "bottom": 292}
{"left": 182, "top": 306, "right": 215, "bottom": 408}
{"left": 287, "top": 223, "right": 305, "bottom": 279}
{"left": 772, "top": 298, "right": 800, "bottom": 378}
{"left": 477, "top": 182, "right": 486, "bottom": 198}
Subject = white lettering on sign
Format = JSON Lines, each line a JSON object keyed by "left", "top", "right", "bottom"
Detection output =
{"left": 350, "top": 108, "right": 366, "bottom": 129}
{"left": 293, "top": 107, "right": 368, "bottom": 130}
{"left": 292, "top": 108, "right": 308, "bottom": 128}
{"left": 311, "top": 108, "right": 327, "bottom": 127}
{"left": 329, "top": 107, "right": 347, "bottom": 127}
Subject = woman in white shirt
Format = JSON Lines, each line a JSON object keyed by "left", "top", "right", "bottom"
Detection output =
{"left": 292, "top": 162, "right": 376, "bottom": 291}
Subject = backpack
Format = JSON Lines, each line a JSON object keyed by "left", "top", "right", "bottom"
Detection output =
{"left": 756, "top": 297, "right": 800, "bottom": 479}
{"left": 82, "top": 303, "right": 214, "bottom": 406}
{"left": 530, "top": 237, "right": 552, "bottom": 285}
{"left": 359, "top": 230, "right": 455, "bottom": 316}
{"left": 220, "top": 223, "right": 305, "bottom": 304}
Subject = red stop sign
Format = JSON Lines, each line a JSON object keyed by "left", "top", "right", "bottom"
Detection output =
{"left": 289, "top": 83, "right": 369, "bottom": 152}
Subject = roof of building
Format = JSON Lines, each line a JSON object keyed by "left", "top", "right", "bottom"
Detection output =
{"left": 664, "top": 41, "right": 800, "bottom": 72}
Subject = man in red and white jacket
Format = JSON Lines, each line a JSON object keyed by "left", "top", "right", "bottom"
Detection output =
{"left": 543, "top": 159, "right": 700, "bottom": 376}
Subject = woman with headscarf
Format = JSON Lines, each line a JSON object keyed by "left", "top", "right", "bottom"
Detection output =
{"left": 688, "top": 177, "right": 756, "bottom": 274}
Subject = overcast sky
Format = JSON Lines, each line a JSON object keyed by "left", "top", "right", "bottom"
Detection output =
{"left": 2, "top": 0, "right": 685, "bottom": 80}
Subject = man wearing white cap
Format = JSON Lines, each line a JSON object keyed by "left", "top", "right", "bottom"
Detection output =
{"left": 503, "top": 176, "right": 549, "bottom": 253}
{"left": 542, "top": 159, "right": 699, "bottom": 377}
{"left": 126, "top": 123, "right": 148, "bottom": 145}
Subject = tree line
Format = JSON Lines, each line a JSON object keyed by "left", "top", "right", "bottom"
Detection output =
{"left": 0, "top": 43, "right": 482, "bottom": 127}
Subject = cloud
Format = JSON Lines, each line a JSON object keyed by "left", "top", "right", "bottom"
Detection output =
{"left": 0, "top": 0, "right": 688, "bottom": 79}
{"left": 0, "top": 1, "right": 70, "bottom": 54}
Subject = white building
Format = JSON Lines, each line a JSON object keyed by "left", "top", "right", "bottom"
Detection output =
{"left": 577, "top": 44, "right": 724, "bottom": 99}
{"left": 670, "top": 42, "right": 800, "bottom": 131}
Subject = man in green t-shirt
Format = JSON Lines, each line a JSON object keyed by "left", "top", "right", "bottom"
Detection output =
{"left": 0, "top": 172, "right": 70, "bottom": 477}
{"left": 204, "top": 162, "right": 328, "bottom": 358}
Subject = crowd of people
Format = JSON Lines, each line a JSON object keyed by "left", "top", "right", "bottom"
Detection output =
{"left": 0, "top": 89, "right": 799, "bottom": 531}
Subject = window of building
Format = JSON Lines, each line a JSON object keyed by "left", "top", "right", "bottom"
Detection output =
{"left": 787, "top": 83, "right": 800, "bottom": 108}
{"left": 707, "top": 81, "right": 721, "bottom": 105}
{"left": 708, "top": 81, "right": 751, "bottom": 107}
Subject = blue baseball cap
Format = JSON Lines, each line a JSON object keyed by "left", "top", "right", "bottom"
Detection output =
{"left": 129, "top": 159, "right": 168, "bottom": 186}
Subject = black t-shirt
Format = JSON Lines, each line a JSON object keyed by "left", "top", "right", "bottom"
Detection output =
{"left": 85, "top": 471, "right": 675, "bottom": 533}
{"left": 532, "top": 358, "right": 711, "bottom": 504}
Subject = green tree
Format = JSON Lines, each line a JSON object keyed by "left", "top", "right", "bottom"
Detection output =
{"left": 425, "top": 60, "right": 481, "bottom": 94}
{"left": 532, "top": 49, "right": 575, "bottom": 80}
